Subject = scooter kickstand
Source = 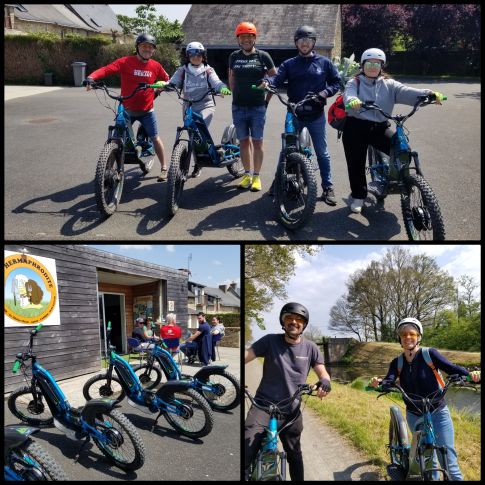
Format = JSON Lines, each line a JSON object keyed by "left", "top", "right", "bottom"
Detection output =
{"left": 74, "top": 436, "right": 91, "bottom": 463}
{"left": 151, "top": 411, "right": 163, "bottom": 432}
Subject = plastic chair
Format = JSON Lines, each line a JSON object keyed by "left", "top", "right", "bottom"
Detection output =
{"left": 163, "top": 338, "right": 183, "bottom": 368}
{"left": 212, "top": 334, "right": 223, "bottom": 361}
{"left": 127, "top": 337, "right": 147, "bottom": 364}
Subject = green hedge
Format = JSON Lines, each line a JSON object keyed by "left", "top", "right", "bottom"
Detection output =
{"left": 4, "top": 32, "right": 180, "bottom": 86}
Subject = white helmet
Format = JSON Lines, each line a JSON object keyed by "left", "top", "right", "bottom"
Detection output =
{"left": 397, "top": 317, "right": 423, "bottom": 337}
{"left": 361, "top": 48, "right": 386, "bottom": 66}
{"left": 186, "top": 41, "right": 205, "bottom": 56}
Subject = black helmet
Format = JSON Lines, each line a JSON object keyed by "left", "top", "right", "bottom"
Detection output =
{"left": 136, "top": 33, "right": 156, "bottom": 48}
{"left": 279, "top": 302, "right": 309, "bottom": 329}
{"left": 294, "top": 25, "right": 317, "bottom": 42}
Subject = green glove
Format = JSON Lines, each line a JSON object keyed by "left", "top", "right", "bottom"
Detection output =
{"left": 152, "top": 81, "right": 168, "bottom": 89}
{"left": 220, "top": 87, "right": 232, "bottom": 96}
{"left": 348, "top": 98, "right": 362, "bottom": 110}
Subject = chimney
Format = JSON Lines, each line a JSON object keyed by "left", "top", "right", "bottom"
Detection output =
{"left": 230, "top": 282, "right": 238, "bottom": 291}
{"left": 219, "top": 284, "right": 228, "bottom": 293}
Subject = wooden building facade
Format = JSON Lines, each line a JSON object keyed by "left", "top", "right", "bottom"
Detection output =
{"left": 4, "top": 244, "right": 188, "bottom": 393}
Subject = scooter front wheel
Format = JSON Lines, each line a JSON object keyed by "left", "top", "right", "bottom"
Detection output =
{"left": 166, "top": 141, "right": 190, "bottom": 217}
{"left": 8, "top": 386, "right": 53, "bottom": 426}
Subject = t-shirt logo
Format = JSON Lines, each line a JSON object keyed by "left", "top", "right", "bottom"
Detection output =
{"left": 133, "top": 69, "right": 152, "bottom": 77}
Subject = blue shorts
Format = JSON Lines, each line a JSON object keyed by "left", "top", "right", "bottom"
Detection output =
{"left": 128, "top": 110, "right": 158, "bottom": 139}
{"left": 232, "top": 105, "right": 266, "bottom": 141}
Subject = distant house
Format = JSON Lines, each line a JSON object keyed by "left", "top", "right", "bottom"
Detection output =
{"left": 4, "top": 4, "right": 126, "bottom": 43}
{"left": 182, "top": 4, "right": 342, "bottom": 77}
{"left": 187, "top": 280, "right": 240, "bottom": 328}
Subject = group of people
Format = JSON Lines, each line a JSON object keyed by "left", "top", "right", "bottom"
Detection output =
{"left": 245, "top": 302, "right": 480, "bottom": 481}
{"left": 85, "top": 22, "right": 445, "bottom": 213}
{"left": 131, "top": 311, "right": 225, "bottom": 366}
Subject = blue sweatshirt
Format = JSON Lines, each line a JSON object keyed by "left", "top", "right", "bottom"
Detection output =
{"left": 381, "top": 347, "right": 470, "bottom": 416}
{"left": 266, "top": 52, "right": 340, "bottom": 105}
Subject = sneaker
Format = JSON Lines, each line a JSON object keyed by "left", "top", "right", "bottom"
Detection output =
{"left": 191, "top": 164, "right": 202, "bottom": 178}
{"left": 157, "top": 168, "right": 168, "bottom": 182}
{"left": 238, "top": 174, "right": 252, "bottom": 189}
{"left": 322, "top": 186, "right": 337, "bottom": 206}
{"left": 350, "top": 197, "right": 364, "bottom": 213}
{"left": 250, "top": 175, "right": 262, "bottom": 192}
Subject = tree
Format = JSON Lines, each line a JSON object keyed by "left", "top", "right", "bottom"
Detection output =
{"left": 245, "top": 245, "right": 321, "bottom": 341}
{"left": 116, "top": 4, "right": 184, "bottom": 44}
{"left": 458, "top": 275, "right": 480, "bottom": 318}
{"left": 303, "top": 324, "right": 322, "bottom": 343}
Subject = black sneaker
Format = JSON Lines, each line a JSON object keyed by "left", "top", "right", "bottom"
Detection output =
{"left": 321, "top": 187, "right": 337, "bottom": 206}
{"left": 192, "top": 164, "right": 202, "bottom": 178}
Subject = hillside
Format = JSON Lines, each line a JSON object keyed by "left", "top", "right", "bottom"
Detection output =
{"left": 346, "top": 341, "right": 481, "bottom": 367}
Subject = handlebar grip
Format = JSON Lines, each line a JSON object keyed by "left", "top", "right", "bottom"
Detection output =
{"left": 251, "top": 84, "right": 264, "bottom": 91}
{"left": 12, "top": 360, "right": 21, "bottom": 373}
{"left": 36, "top": 323, "right": 43, "bottom": 331}
{"left": 365, "top": 385, "right": 383, "bottom": 391}
{"left": 107, "top": 321, "right": 112, "bottom": 330}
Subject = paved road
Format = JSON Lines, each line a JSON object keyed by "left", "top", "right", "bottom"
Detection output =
{"left": 5, "top": 81, "right": 480, "bottom": 240}
{"left": 245, "top": 359, "right": 381, "bottom": 481}
{"left": 4, "top": 346, "right": 240, "bottom": 481}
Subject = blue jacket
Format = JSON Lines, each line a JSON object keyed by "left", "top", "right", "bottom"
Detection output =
{"left": 382, "top": 348, "right": 469, "bottom": 416}
{"left": 266, "top": 52, "right": 340, "bottom": 105}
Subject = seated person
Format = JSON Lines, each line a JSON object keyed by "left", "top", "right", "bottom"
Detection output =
{"left": 160, "top": 313, "right": 182, "bottom": 353}
{"left": 132, "top": 317, "right": 157, "bottom": 351}
{"left": 210, "top": 315, "right": 225, "bottom": 361}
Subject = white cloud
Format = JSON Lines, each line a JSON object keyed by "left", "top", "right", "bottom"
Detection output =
{"left": 442, "top": 245, "right": 481, "bottom": 283}
{"left": 166, "top": 245, "right": 175, "bottom": 252}
{"left": 213, "top": 260, "right": 223, "bottom": 266}
{"left": 407, "top": 245, "right": 458, "bottom": 258}
{"left": 119, "top": 245, "right": 152, "bottom": 250}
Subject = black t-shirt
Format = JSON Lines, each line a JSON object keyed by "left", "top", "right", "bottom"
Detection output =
{"left": 229, "top": 49, "right": 275, "bottom": 107}
{"left": 132, "top": 327, "right": 146, "bottom": 342}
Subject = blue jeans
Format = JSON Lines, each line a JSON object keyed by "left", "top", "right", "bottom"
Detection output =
{"left": 232, "top": 105, "right": 266, "bottom": 141}
{"left": 297, "top": 113, "right": 332, "bottom": 189}
{"left": 406, "top": 406, "right": 463, "bottom": 480}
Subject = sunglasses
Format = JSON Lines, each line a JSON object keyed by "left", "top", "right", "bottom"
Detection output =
{"left": 365, "top": 61, "right": 382, "bottom": 68}
{"left": 400, "top": 331, "right": 419, "bottom": 338}
{"left": 187, "top": 49, "right": 204, "bottom": 57}
{"left": 283, "top": 314, "right": 306, "bottom": 324}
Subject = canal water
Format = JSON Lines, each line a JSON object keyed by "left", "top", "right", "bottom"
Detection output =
{"left": 327, "top": 364, "right": 481, "bottom": 416}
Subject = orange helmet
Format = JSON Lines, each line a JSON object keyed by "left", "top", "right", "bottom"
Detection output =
{"left": 235, "top": 22, "right": 257, "bottom": 37}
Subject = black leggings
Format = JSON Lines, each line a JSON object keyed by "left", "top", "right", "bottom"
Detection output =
{"left": 245, "top": 405, "right": 304, "bottom": 481}
{"left": 342, "top": 116, "right": 393, "bottom": 199}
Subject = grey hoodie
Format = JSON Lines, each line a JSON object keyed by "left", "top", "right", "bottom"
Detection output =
{"left": 344, "top": 74, "right": 433, "bottom": 123}
{"left": 169, "top": 64, "right": 226, "bottom": 113}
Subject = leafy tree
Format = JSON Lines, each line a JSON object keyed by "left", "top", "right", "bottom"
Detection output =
{"left": 116, "top": 4, "right": 184, "bottom": 44}
{"left": 245, "top": 245, "right": 321, "bottom": 341}
{"left": 303, "top": 324, "right": 322, "bottom": 343}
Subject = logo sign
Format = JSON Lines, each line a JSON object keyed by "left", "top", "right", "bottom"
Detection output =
{"left": 4, "top": 251, "right": 61, "bottom": 327}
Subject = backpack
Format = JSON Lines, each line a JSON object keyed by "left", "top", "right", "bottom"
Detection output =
{"left": 397, "top": 347, "right": 446, "bottom": 390}
{"left": 327, "top": 77, "right": 360, "bottom": 138}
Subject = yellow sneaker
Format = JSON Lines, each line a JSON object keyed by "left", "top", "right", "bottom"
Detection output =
{"left": 238, "top": 174, "right": 253, "bottom": 189}
{"left": 250, "top": 175, "right": 262, "bottom": 192}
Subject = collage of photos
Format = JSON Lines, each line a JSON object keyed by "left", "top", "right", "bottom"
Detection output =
{"left": 4, "top": 3, "right": 480, "bottom": 483}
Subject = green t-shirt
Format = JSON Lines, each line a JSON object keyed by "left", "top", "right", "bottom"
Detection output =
{"left": 229, "top": 49, "right": 275, "bottom": 107}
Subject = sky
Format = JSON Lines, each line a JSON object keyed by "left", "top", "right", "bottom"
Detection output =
{"left": 250, "top": 244, "right": 481, "bottom": 343}
{"left": 87, "top": 244, "right": 240, "bottom": 288}
{"left": 109, "top": 4, "right": 191, "bottom": 23}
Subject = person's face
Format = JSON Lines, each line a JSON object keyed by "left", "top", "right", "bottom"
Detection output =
{"left": 211, "top": 318, "right": 218, "bottom": 325}
{"left": 189, "top": 53, "right": 203, "bottom": 66}
{"left": 296, "top": 37, "right": 315, "bottom": 56}
{"left": 138, "top": 42, "right": 155, "bottom": 59}
{"left": 282, "top": 313, "right": 306, "bottom": 338}
{"left": 238, "top": 33, "right": 256, "bottom": 51}
{"left": 363, "top": 59, "right": 382, "bottom": 77}
{"left": 197, "top": 315, "right": 204, "bottom": 323}
{"left": 399, "top": 325, "right": 420, "bottom": 349}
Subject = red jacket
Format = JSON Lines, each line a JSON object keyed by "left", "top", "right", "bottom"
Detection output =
{"left": 160, "top": 325, "right": 182, "bottom": 339}
{"left": 89, "top": 56, "right": 169, "bottom": 112}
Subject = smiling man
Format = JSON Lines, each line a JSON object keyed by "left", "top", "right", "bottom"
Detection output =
{"left": 244, "top": 302, "right": 331, "bottom": 481}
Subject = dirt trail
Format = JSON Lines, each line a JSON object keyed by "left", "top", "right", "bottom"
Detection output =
{"left": 245, "top": 359, "right": 382, "bottom": 481}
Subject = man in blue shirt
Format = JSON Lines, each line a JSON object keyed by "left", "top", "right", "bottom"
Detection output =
{"left": 263, "top": 26, "right": 340, "bottom": 205}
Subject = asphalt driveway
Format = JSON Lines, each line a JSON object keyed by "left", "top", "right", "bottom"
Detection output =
{"left": 4, "top": 80, "right": 480, "bottom": 240}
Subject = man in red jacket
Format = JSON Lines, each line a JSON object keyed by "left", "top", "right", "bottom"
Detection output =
{"left": 85, "top": 33, "right": 170, "bottom": 181}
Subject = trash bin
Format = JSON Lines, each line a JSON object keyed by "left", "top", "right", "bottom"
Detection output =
{"left": 44, "top": 72, "right": 54, "bottom": 86}
{"left": 71, "top": 61, "right": 87, "bottom": 87}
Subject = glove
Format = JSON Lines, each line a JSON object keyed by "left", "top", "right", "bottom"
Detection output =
{"left": 153, "top": 81, "right": 168, "bottom": 90}
{"left": 318, "top": 379, "right": 331, "bottom": 393}
{"left": 83, "top": 77, "right": 94, "bottom": 90}
{"left": 220, "top": 87, "right": 232, "bottom": 96}
{"left": 348, "top": 98, "right": 362, "bottom": 110}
